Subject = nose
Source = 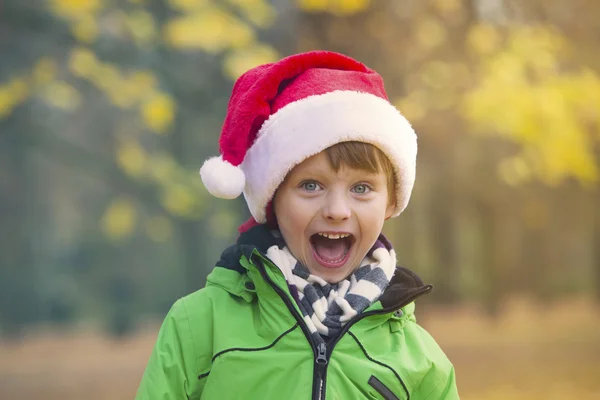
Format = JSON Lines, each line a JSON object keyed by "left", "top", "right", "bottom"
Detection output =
{"left": 323, "top": 191, "right": 351, "bottom": 221}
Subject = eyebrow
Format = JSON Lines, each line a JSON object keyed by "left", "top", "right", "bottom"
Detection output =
{"left": 293, "top": 169, "right": 385, "bottom": 183}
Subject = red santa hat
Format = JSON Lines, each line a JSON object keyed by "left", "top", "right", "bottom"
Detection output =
{"left": 200, "top": 50, "right": 417, "bottom": 223}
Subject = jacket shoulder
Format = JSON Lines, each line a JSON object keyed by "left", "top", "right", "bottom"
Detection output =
{"left": 135, "top": 294, "right": 211, "bottom": 400}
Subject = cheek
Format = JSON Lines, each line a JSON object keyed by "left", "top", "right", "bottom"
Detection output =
{"left": 275, "top": 198, "right": 310, "bottom": 241}
{"left": 359, "top": 196, "right": 389, "bottom": 215}
{"left": 357, "top": 199, "right": 389, "bottom": 229}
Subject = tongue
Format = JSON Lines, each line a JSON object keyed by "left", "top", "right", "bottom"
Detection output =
{"left": 312, "top": 236, "right": 350, "bottom": 262}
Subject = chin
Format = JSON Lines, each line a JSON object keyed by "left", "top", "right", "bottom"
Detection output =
{"left": 316, "top": 265, "right": 355, "bottom": 284}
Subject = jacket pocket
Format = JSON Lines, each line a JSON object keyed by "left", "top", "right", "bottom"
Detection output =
{"left": 368, "top": 375, "right": 400, "bottom": 400}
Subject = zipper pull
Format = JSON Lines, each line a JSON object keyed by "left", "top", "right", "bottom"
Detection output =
{"left": 316, "top": 342, "right": 328, "bottom": 365}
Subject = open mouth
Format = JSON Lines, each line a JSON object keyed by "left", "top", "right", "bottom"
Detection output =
{"left": 309, "top": 232, "right": 355, "bottom": 269}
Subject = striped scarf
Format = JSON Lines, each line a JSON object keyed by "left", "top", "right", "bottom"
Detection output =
{"left": 266, "top": 232, "right": 396, "bottom": 341}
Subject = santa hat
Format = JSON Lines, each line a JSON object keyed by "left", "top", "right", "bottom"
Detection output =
{"left": 200, "top": 50, "right": 417, "bottom": 223}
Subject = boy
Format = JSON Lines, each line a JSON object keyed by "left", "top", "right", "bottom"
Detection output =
{"left": 136, "top": 51, "right": 459, "bottom": 399}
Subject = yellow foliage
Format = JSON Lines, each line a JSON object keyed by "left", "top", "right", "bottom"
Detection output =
{"left": 93, "top": 64, "right": 121, "bottom": 92}
{"left": 33, "top": 58, "right": 58, "bottom": 86}
{"left": 148, "top": 154, "right": 177, "bottom": 184}
{"left": 116, "top": 140, "right": 147, "bottom": 178}
{"left": 164, "top": 8, "right": 254, "bottom": 51}
{"left": 125, "top": 10, "right": 157, "bottom": 45}
{"left": 49, "top": 0, "right": 102, "bottom": 44}
{"left": 228, "top": 0, "right": 276, "bottom": 28}
{"left": 487, "top": 52, "right": 528, "bottom": 87}
{"left": 160, "top": 184, "right": 198, "bottom": 217}
{"left": 415, "top": 17, "right": 446, "bottom": 51}
{"left": 507, "top": 26, "right": 563, "bottom": 79}
{"left": 110, "top": 91, "right": 136, "bottom": 109}
{"left": 50, "top": 0, "right": 103, "bottom": 19}
{"left": 463, "top": 26, "right": 600, "bottom": 185}
{"left": 467, "top": 23, "right": 501, "bottom": 56}
{"left": 69, "top": 47, "right": 99, "bottom": 78}
{"left": 433, "top": 0, "right": 462, "bottom": 17}
{"left": 114, "top": 70, "right": 158, "bottom": 108}
{"left": 395, "top": 91, "right": 427, "bottom": 122}
{"left": 168, "top": 0, "right": 208, "bottom": 13}
{"left": 331, "top": 0, "right": 371, "bottom": 15}
{"left": 40, "top": 81, "right": 81, "bottom": 110}
{"left": 93, "top": 64, "right": 129, "bottom": 107}
{"left": 297, "top": 0, "right": 371, "bottom": 15}
{"left": 0, "top": 77, "right": 30, "bottom": 119}
{"left": 569, "top": 69, "right": 600, "bottom": 130}
{"left": 141, "top": 92, "right": 176, "bottom": 133}
{"left": 72, "top": 15, "right": 99, "bottom": 43}
{"left": 508, "top": 25, "right": 564, "bottom": 58}
{"left": 100, "top": 197, "right": 137, "bottom": 240}
{"left": 0, "top": 88, "right": 13, "bottom": 119}
{"left": 297, "top": 0, "right": 327, "bottom": 12}
{"left": 499, "top": 156, "right": 532, "bottom": 186}
{"left": 7, "top": 78, "right": 29, "bottom": 103}
{"left": 129, "top": 71, "right": 158, "bottom": 96}
{"left": 145, "top": 215, "right": 173, "bottom": 242}
{"left": 223, "top": 44, "right": 279, "bottom": 80}
{"left": 69, "top": 47, "right": 160, "bottom": 109}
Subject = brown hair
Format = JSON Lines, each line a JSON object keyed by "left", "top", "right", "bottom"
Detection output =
{"left": 324, "top": 141, "right": 396, "bottom": 206}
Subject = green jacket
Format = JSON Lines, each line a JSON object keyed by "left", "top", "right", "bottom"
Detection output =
{"left": 136, "top": 226, "right": 459, "bottom": 399}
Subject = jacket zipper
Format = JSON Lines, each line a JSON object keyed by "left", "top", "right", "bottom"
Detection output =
{"left": 315, "top": 342, "right": 328, "bottom": 399}
{"left": 253, "top": 252, "right": 431, "bottom": 400}
{"left": 253, "top": 254, "right": 327, "bottom": 400}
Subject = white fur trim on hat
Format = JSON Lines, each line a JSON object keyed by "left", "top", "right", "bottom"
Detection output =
{"left": 200, "top": 156, "right": 246, "bottom": 199}
{"left": 241, "top": 90, "right": 417, "bottom": 223}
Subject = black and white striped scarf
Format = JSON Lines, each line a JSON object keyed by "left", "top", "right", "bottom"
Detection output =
{"left": 266, "top": 232, "right": 396, "bottom": 341}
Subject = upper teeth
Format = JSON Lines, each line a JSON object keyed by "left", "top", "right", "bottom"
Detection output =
{"left": 318, "top": 233, "right": 350, "bottom": 239}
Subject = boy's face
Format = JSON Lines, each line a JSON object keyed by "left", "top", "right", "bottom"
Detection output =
{"left": 273, "top": 151, "right": 394, "bottom": 284}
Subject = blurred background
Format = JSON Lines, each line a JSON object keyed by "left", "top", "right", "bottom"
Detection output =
{"left": 1, "top": 0, "right": 599, "bottom": 399}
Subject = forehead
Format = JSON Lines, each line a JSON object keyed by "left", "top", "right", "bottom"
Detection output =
{"left": 286, "top": 151, "right": 383, "bottom": 179}
{"left": 292, "top": 151, "right": 331, "bottom": 172}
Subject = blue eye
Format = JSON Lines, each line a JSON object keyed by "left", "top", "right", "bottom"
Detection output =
{"left": 352, "top": 184, "right": 370, "bottom": 194}
{"left": 301, "top": 181, "right": 320, "bottom": 191}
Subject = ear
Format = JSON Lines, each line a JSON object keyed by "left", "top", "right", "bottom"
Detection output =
{"left": 266, "top": 199, "right": 279, "bottom": 229}
{"left": 384, "top": 200, "right": 395, "bottom": 220}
